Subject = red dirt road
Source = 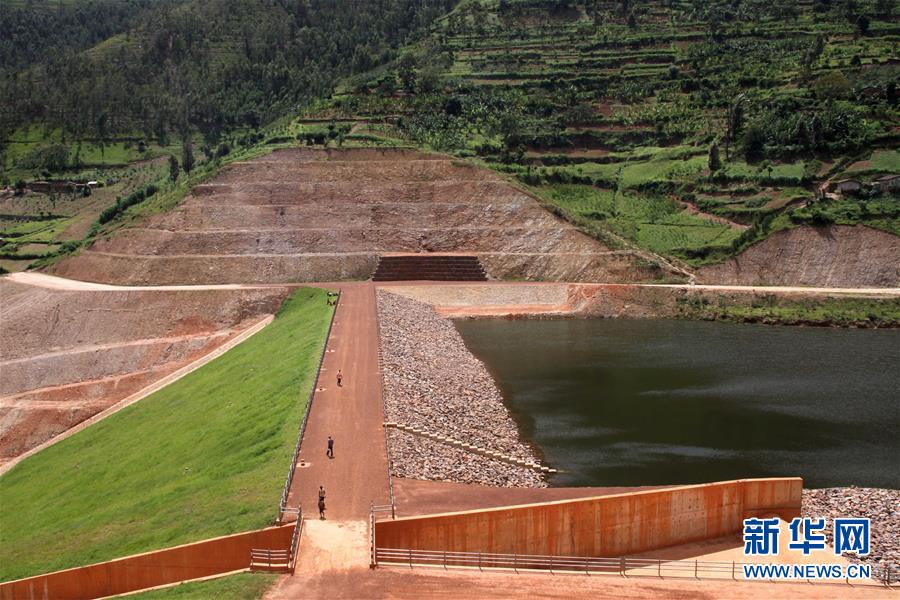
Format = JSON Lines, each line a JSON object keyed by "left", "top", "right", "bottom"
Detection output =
{"left": 285, "top": 283, "right": 391, "bottom": 520}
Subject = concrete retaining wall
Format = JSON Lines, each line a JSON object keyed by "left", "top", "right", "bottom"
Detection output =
{"left": 375, "top": 478, "right": 801, "bottom": 558}
{"left": 0, "top": 523, "right": 293, "bottom": 600}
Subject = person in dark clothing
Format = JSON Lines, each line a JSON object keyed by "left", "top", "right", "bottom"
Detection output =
{"left": 327, "top": 436, "right": 334, "bottom": 458}
{"left": 317, "top": 485, "right": 326, "bottom": 518}
{"left": 336, "top": 369, "right": 343, "bottom": 387}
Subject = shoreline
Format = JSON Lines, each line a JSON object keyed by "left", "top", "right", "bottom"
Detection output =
{"left": 377, "top": 289, "right": 546, "bottom": 487}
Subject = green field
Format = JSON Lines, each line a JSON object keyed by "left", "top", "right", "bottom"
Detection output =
{"left": 534, "top": 183, "right": 742, "bottom": 261}
{"left": 0, "top": 288, "right": 333, "bottom": 582}
{"left": 129, "top": 573, "right": 277, "bottom": 600}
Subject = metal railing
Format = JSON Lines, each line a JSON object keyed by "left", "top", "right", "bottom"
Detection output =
{"left": 372, "top": 504, "right": 395, "bottom": 519}
{"left": 369, "top": 509, "right": 377, "bottom": 568}
{"left": 249, "top": 549, "right": 291, "bottom": 572}
{"left": 278, "top": 290, "right": 340, "bottom": 521}
{"left": 373, "top": 548, "right": 897, "bottom": 587}
{"left": 288, "top": 508, "right": 303, "bottom": 573}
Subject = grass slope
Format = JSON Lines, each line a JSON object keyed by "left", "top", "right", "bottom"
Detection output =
{"left": 128, "top": 573, "right": 277, "bottom": 600}
{"left": 0, "top": 288, "right": 333, "bottom": 582}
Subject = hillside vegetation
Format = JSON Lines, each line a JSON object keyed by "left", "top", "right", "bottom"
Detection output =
{"left": 320, "top": 0, "right": 900, "bottom": 265}
{"left": 2, "top": 0, "right": 897, "bottom": 271}
{"left": 0, "top": 288, "right": 332, "bottom": 581}
{"left": 0, "top": 0, "right": 455, "bottom": 174}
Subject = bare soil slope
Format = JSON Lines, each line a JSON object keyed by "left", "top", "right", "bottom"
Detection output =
{"left": 0, "top": 279, "right": 289, "bottom": 464}
{"left": 698, "top": 225, "right": 900, "bottom": 287}
{"left": 51, "top": 148, "right": 652, "bottom": 284}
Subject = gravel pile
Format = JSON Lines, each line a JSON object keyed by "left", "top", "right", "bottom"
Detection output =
{"left": 802, "top": 487, "right": 899, "bottom": 569}
{"left": 378, "top": 290, "right": 545, "bottom": 487}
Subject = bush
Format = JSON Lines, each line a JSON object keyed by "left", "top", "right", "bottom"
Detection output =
{"left": 97, "top": 184, "right": 158, "bottom": 225}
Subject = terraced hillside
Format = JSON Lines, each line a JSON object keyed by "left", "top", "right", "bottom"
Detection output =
{"left": 315, "top": 0, "right": 899, "bottom": 283}
{"left": 0, "top": 279, "right": 289, "bottom": 465}
{"left": 51, "top": 148, "right": 660, "bottom": 285}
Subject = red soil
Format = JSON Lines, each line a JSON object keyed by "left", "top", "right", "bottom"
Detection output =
{"left": 51, "top": 148, "right": 652, "bottom": 285}
{"left": 698, "top": 225, "right": 900, "bottom": 288}
{"left": 0, "top": 278, "right": 289, "bottom": 464}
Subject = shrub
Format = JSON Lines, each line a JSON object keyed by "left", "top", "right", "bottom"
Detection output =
{"left": 97, "top": 184, "right": 158, "bottom": 225}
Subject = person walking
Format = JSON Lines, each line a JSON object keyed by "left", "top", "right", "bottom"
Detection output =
{"left": 336, "top": 369, "right": 343, "bottom": 388}
{"left": 326, "top": 436, "right": 334, "bottom": 459}
{"left": 317, "top": 485, "right": 326, "bottom": 519}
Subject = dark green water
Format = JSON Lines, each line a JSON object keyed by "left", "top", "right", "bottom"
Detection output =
{"left": 454, "top": 319, "right": 900, "bottom": 489}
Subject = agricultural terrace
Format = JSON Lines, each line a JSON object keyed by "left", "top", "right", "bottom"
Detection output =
{"left": 0, "top": 288, "right": 333, "bottom": 581}
{"left": 320, "top": 0, "right": 900, "bottom": 266}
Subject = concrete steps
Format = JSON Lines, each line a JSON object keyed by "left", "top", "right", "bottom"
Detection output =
{"left": 384, "top": 421, "right": 556, "bottom": 474}
{"left": 373, "top": 255, "right": 487, "bottom": 282}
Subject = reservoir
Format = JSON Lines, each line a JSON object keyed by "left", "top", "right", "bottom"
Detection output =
{"left": 454, "top": 319, "right": 899, "bottom": 489}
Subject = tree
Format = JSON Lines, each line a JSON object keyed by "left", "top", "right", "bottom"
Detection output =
{"left": 96, "top": 112, "right": 109, "bottom": 156}
{"left": 809, "top": 115, "right": 823, "bottom": 149}
{"left": 182, "top": 138, "right": 195, "bottom": 173}
{"left": 417, "top": 66, "right": 442, "bottom": 93}
{"left": 856, "top": 15, "right": 869, "bottom": 36}
{"left": 743, "top": 125, "right": 766, "bottom": 161}
{"left": 627, "top": 13, "right": 637, "bottom": 29}
{"left": 813, "top": 34, "right": 825, "bottom": 58}
{"left": 396, "top": 54, "right": 418, "bottom": 92}
{"left": 793, "top": 119, "right": 810, "bottom": 149}
{"left": 811, "top": 71, "right": 851, "bottom": 100}
{"left": 169, "top": 155, "right": 180, "bottom": 181}
{"left": 724, "top": 94, "right": 746, "bottom": 159}
{"left": 708, "top": 141, "right": 722, "bottom": 171}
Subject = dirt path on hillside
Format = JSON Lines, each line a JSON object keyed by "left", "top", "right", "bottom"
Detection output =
{"left": 672, "top": 197, "right": 749, "bottom": 230}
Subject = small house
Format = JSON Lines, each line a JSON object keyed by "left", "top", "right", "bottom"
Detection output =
{"left": 875, "top": 174, "right": 900, "bottom": 192}
{"left": 832, "top": 179, "right": 862, "bottom": 194}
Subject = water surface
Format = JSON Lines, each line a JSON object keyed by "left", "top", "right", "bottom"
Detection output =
{"left": 453, "top": 319, "right": 899, "bottom": 488}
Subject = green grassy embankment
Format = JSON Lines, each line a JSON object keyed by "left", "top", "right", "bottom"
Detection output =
{"left": 0, "top": 288, "right": 333, "bottom": 582}
{"left": 676, "top": 295, "right": 900, "bottom": 328}
{"left": 128, "top": 573, "right": 277, "bottom": 600}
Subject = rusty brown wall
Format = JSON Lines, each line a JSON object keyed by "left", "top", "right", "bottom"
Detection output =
{"left": 0, "top": 523, "right": 293, "bottom": 600}
{"left": 375, "top": 478, "right": 801, "bottom": 557}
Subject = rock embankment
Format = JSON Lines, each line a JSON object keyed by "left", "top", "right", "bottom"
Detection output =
{"left": 378, "top": 290, "right": 544, "bottom": 487}
{"left": 803, "top": 487, "right": 899, "bottom": 570}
